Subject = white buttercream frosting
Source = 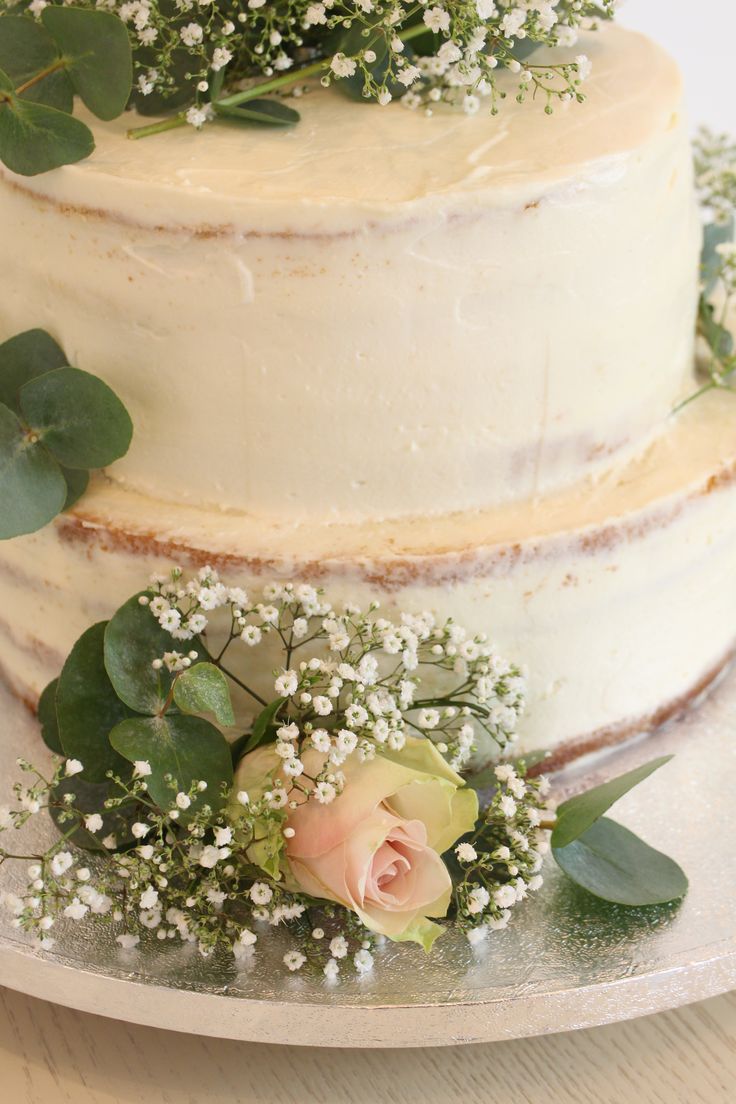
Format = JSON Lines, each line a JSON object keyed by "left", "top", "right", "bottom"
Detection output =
{"left": 0, "top": 27, "right": 699, "bottom": 523}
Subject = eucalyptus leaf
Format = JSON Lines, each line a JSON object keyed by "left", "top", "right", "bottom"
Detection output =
{"left": 0, "top": 329, "right": 67, "bottom": 413}
{"left": 0, "top": 402, "right": 66, "bottom": 539}
{"left": 214, "top": 98, "right": 300, "bottom": 126}
{"left": 104, "top": 593, "right": 179, "bottom": 715}
{"left": 552, "top": 755, "right": 673, "bottom": 849}
{"left": 110, "top": 713, "right": 234, "bottom": 817}
{"left": 49, "top": 775, "right": 137, "bottom": 852}
{"left": 0, "top": 15, "right": 73, "bottom": 112}
{"left": 553, "top": 817, "right": 688, "bottom": 906}
{"left": 61, "top": 465, "right": 89, "bottom": 511}
{"left": 37, "top": 677, "right": 63, "bottom": 755}
{"left": 699, "top": 297, "right": 734, "bottom": 361}
{"left": 173, "top": 662, "right": 235, "bottom": 727}
{"left": 19, "top": 366, "right": 133, "bottom": 469}
{"left": 56, "top": 621, "right": 134, "bottom": 783}
{"left": 41, "top": 7, "right": 132, "bottom": 121}
{"left": 0, "top": 90, "right": 94, "bottom": 176}
{"left": 241, "top": 697, "right": 286, "bottom": 756}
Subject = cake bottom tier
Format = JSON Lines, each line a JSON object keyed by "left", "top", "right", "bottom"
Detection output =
{"left": 2, "top": 393, "right": 736, "bottom": 758}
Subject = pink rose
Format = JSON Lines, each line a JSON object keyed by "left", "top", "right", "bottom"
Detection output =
{"left": 233, "top": 737, "right": 478, "bottom": 949}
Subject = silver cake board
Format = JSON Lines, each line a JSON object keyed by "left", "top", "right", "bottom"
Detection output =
{"left": 0, "top": 677, "right": 734, "bottom": 1048}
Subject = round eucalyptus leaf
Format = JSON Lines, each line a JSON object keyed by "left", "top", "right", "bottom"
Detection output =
{"left": 19, "top": 366, "right": 133, "bottom": 469}
{"left": 0, "top": 402, "right": 66, "bottom": 539}
{"left": 49, "top": 775, "right": 138, "bottom": 852}
{"left": 110, "top": 713, "right": 234, "bottom": 818}
{"left": 553, "top": 817, "right": 689, "bottom": 906}
{"left": 0, "top": 15, "right": 73, "bottom": 112}
{"left": 104, "top": 593, "right": 177, "bottom": 715}
{"left": 0, "top": 92, "right": 94, "bottom": 176}
{"left": 57, "top": 621, "right": 135, "bottom": 783}
{"left": 61, "top": 465, "right": 89, "bottom": 511}
{"left": 37, "top": 677, "right": 63, "bottom": 755}
{"left": 41, "top": 7, "right": 132, "bottom": 121}
{"left": 0, "top": 329, "right": 68, "bottom": 413}
{"left": 173, "top": 662, "right": 235, "bottom": 727}
{"left": 215, "top": 98, "right": 300, "bottom": 126}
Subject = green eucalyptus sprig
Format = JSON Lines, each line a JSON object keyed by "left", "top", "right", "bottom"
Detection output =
{"left": 0, "top": 328, "right": 133, "bottom": 538}
{"left": 0, "top": 9, "right": 132, "bottom": 176}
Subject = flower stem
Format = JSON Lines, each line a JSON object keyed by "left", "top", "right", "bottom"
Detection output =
{"left": 127, "top": 57, "right": 328, "bottom": 141}
{"left": 15, "top": 60, "right": 68, "bottom": 98}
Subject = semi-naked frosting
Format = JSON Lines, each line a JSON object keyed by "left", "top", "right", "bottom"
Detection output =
{"left": 0, "top": 27, "right": 698, "bottom": 523}
{"left": 0, "top": 25, "right": 734, "bottom": 756}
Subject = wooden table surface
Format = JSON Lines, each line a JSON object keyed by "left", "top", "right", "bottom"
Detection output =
{"left": 1, "top": 987, "right": 734, "bottom": 1104}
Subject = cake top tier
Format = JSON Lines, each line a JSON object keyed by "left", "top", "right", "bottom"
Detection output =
{"left": 10, "top": 26, "right": 681, "bottom": 232}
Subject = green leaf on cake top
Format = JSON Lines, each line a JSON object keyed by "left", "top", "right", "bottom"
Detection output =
{"left": 551, "top": 756, "right": 688, "bottom": 906}
{"left": 0, "top": 10, "right": 132, "bottom": 176}
{"left": 40, "top": 8, "right": 132, "bottom": 122}
{"left": 0, "top": 328, "right": 133, "bottom": 540}
{"left": 213, "top": 98, "right": 300, "bottom": 128}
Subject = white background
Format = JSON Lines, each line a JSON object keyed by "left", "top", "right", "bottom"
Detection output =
{"left": 620, "top": 0, "right": 736, "bottom": 131}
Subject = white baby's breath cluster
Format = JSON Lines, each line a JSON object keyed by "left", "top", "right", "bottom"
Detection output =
{"left": 0, "top": 757, "right": 381, "bottom": 978}
{"left": 142, "top": 565, "right": 527, "bottom": 776}
{"left": 12, "top": 0, "right": 617, "bottom": 123}
{"left": 453, "top": 762, "right": 551, "bottom": 943}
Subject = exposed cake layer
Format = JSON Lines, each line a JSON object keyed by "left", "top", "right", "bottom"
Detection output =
{"left": 0, "top": 27, "right": 698, "bottom": 523}
{"left": 2, "top": 392, "right": 735, "bottom": 754}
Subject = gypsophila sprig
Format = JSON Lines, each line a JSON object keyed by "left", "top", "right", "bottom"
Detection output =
{"left": 143, "top": 565, "right": 527, "bottom": 772}
{"left": 1, "top": 0, "right": 618, "bottom": 147}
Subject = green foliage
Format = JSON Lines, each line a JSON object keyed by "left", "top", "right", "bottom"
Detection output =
{"left": 0, "top": 15, "right": 72, "bottom": 111}
{"left": 61, "top": 465, "right": 89, "bottom": 510}
{"left": 40, "top": 8, "right": 132, "bottom": 121}
{"left": 240, "top": 697, "right": 286, "bottom": 756}
{"left": 214, "top": 98, "right": 300, "bottom": 127}
{"left": 551, "top": 757, "right": 687, "bottom": 906}
{"left": 0, "top": 328, "right": 132, "bottom": 539}
{"left": 110, "top": 713, "right": 234, "bottom": 818}
{"left": 0, "top": 86, "right": 94, "bottom": 176}
{"left": 702, "top": 216, "right": 735, "bottom": 297}
{"left": 0, "top": 10, "right": 132, "bottom": 175}
{"left": 553, "top": 817, "right": 688, "bottom": 906}
{"left": 0, "top": 402, "right": 67, "bottom": 538}
{"left": 0, "top": 329, "right": 67, "bottom": 412}
{"left": 104, "top": 593, "right": 178, "bottom": 714}
{"left": 37, "top": 678, "right": 63, "bottom": 755}
{"left": 56, "top": 622, "right": 134, "bottom": 783}
{"left": 173, "top": 662, "right": 235, "bottom": 726}
{"left": 19, "top": 366, "right": 133, "bottom": 469}
{"left": 552, "top": 756, "right": 672, "bottom": 849}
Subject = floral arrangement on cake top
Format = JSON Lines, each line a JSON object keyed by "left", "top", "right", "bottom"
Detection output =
{"left": 0, "top": 567, "right": 687, "bottom": 978}
{"left": 0, "top": 1, "right": 617, "bottom": 174}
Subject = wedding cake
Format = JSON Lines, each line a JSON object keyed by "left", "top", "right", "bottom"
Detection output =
{"left": 1, "top": 25, "right": 735, "bottom": 759}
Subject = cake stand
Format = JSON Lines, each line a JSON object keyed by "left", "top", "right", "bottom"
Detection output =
{"left": 0, "top": 674, "right": 734, "bottom": 1048}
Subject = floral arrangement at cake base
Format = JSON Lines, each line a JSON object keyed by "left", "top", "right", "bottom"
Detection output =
{"left": 0, "top": 569, "right": 687, "bottom": 979}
